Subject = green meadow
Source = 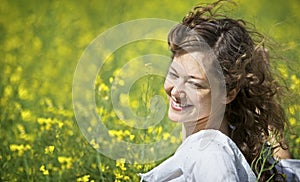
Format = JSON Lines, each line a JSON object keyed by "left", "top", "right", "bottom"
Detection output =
{"left": 1, "top": 0, "right": 299, "bottom": 181}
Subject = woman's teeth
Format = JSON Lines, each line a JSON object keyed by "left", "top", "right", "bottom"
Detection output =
{"left": 173, "top": 101, "right": 186, "bottom": 107}
{"left": 171, "top": 100, "right": 191, "bottom": 112}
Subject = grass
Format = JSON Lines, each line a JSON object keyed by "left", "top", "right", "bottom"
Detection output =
{"left": 0, "top": 0, "right": 299, "bottom": 181}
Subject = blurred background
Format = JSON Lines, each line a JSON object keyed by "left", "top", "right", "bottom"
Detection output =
{"left": 0, "top": 0, "right": 299, "bottom": 181}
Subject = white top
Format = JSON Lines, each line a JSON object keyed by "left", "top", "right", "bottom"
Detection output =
{"left": 140, "top": 129, "right": 256, "bottom": 182}
{"left": 277, "top": 159, "right": 300, "bottom": 181}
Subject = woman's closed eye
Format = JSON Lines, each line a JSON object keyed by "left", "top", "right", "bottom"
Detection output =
{"left": 168, "top": 71, "right": 179, "bottom": 79}
{"left": 187, "top": 81, "right": 205, "bottom": 89}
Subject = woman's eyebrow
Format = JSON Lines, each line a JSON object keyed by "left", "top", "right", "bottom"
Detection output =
{"left": 170, "top": 66, "right": 206, "bottom": 80}
{"left": 169, "top": 66, "right": 178, "bottom": 73}
{"left": 188, "top": 75, "right": 205, "bottom": 80}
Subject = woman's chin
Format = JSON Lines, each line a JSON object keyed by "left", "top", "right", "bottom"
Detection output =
{"left": 168, "top": 110, "right": 194, "bottom": 123}
{"left": 168, "top": 113, "right": 183, "bottom": 123}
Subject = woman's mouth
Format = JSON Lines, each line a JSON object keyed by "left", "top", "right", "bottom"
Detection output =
{"left": 170, "top": 100, "right": 192, "bottom": 111}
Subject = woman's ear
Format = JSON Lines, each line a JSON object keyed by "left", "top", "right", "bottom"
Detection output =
{"left": 225, "top": 88, "right": 240, "bottom": 104}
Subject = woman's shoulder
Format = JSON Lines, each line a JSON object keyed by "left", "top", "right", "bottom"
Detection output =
{"left": 277, "top": 159, "right": 300, "bottom": 182}
{"left": 176, "top": 129, "right": 245, "bottom": 166}
{"left": 180, "top": 129, "right": 240, "bottom": 154}
{"left": 180, "top": 129, "right": 256, "bottom": 181}
{"left": 178, "top": 129, "right": 243, "bottom": 161}
{"left": 139, "top": 129, "right": 257, "bottom": 182}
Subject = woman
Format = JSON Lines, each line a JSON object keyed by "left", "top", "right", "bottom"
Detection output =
{"left": 140, "top": 0, "right": 299, "bottom": 181}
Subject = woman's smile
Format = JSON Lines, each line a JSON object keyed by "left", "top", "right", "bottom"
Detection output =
{"left": 170, "top": 95, "right": 193, "bottom": 111}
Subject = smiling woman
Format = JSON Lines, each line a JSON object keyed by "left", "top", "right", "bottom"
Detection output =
{"left": 163, "top": 52, "right": 228, "bottom": 141}
{"left": 140, "top": 0, "right": 300, "bottom": 181}
{"left": 165, "top": 53, "right": 211, "bottom": 122}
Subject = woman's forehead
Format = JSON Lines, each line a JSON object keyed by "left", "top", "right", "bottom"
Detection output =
{"left": 171, "top": 52, "right": 208, "bottom": 78}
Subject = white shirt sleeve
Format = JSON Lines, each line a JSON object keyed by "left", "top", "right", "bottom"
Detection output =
{"left": 190, "top": 150, "right": 240, "bottom": 182}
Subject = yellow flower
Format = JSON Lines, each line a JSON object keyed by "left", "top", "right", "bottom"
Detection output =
{"left": 18, "top": 167, "right": 24, "bottom": 172}
{"left": 77, "top": 174, "right": 90, "bottom": 182}
{"left": 18, "top": 85, "right": 32, "bottom": 100}
{"left": 91, "top": 163, "right": 97, "bottom": 169}
{"left": 10, "top": 73, "right": 21, "bottom": 83}
{"left": 130, "top": 100, "right": 139, "bottom": 109}
{"left": 133, "top": 162, "right": 143, "bottom": 170}
{"left": 296, "top": 138, "right": 300, "bottom": 144}
{"left": 9, "top": 144, "right": 31, "bottom": 156}
{"left": 116, "top": 158, "right": 127, "bottom": 171}
{"left": 67, "top": 130, "right": 74, "bottom": 136}
{"left": 4, "top": 85, "right": 13, "bottom": 97}
{"left": 163, "top": 132, "right": 170, "bottom": 140}
{"left": 44, "top": 146, "right": 55, "bottom": 154}
{"left": 100, "top": 163, "right": 109, "bottom": 172}
{"left": 109, "top": 130, "right": 124, "bottom": 141}
{"left": 156, "top": 126, "right": 162, "bottom": 135}
{"left": 58, "top": 156, "right": 73, "bottom": 169}
{"left": 289, "top": 117, "right": 296, "bottom": 126}
{"left": 57, "top": 121, "right": 64, "bottom": 128}
{"left": 99, "top": 83, "right": 109, "bottom": 92}
{"left": 109, "top": 77, "right": 114, "bottom": 84}
{"left": 123, "top": 176, "right": 130, "bottom": 180}
{"left": 43, "top": 170, "right": 49, "bottom": 175}
{"left": 129, "top": 134, "right": 135, "bottom": 141}
{"left": 291, "top": 74, "right": 299, "bottom": 84}
{"left": 21, "top": 110, "right": 32, "bottom": 122}
{"left": 147, "top": 127, "right": 154, "bottom": 134}
{"left": 288, "top": 106, "right": 295, "bottom": 115}
{"left": 114, "top": 172, "right": 123, "bottom": 179}
{"left": 9, "top": 144, "right": 19, "bottom": 152}
{"left": 90, "top": 139, "right": 100, "bottom": 149}
{"left": 39, "top": 165, "right": 45, "bottom": 171}
{"left": 277, "top": 64, "right": 288, "bottom": 79}
{"left": 37, "top": 117, "right": 64, "bottom": 131}
{"left": 170, "top": 136, "right": 177, "bottom": 144}
{"left": 17, "top": 124, "right": 25, "bottom": 135}
{"left": 39, "top": 165, "right": 49, "bottom": 175}
{"left": 124, "top": 130, "right": 130, "bottom": 136}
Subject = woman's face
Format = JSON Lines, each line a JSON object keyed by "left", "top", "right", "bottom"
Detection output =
{"left": 164, "top": 52, "right": 211, "bottom": 123}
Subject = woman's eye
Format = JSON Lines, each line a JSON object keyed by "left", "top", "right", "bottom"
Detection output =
{"left": 168, "top": 72, "right": 178, "bottom": 79}
{"left": 188, "top": 81, "right": 203, "bottom": 89}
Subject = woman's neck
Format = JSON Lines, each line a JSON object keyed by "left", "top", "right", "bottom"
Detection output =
{"left": 182, "top": 117, "right": 229, "bottom": 141}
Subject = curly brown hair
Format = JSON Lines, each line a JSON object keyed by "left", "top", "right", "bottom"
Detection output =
{"left": 167, "top": 0, "right": 288, "bottom": 181}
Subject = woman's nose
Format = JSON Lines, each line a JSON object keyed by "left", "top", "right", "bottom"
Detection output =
{"left": 164, "top": 77, "right": 186, "bottom": 100}
{"left": 170, "top": 86, "right": 186, "bottom": 102}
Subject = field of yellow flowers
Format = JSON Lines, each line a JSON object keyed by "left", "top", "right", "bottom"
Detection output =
{"left": 1, "top": 0, "right": 299, "bottom": 181}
